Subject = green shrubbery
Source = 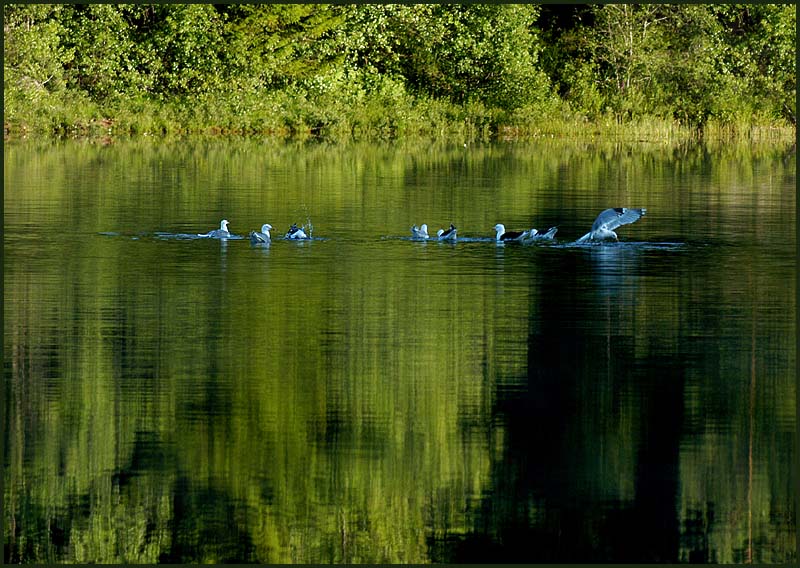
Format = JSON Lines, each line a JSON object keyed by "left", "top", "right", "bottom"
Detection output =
{"left": 4, "top": 4, "right": 796, "bottom": 142}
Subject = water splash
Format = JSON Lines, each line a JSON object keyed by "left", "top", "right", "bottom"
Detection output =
{"left": 298, "top": 203, "right": 313, "bottom": 238}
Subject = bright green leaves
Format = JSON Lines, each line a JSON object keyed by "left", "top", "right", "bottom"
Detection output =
{"left": 568, "top": 4, "right": 797, "bottom": 126}
{"left": 4, "top": 4, "right": 70, "bottom": 94}
{"left": 147, "top": 4, "right": 227, "bottom": 96}
{"left": 59, "top": 4, "right": 141, "bottom": 99}
{"left": 224, "top": 4, "right": 347, "bottom": 89}
{"left": 336, "top": 4, "right": 550, "bottom": 111}
{"left": 2, "top": 3, "right": 795, "bottom": 136}
{"left": 746, "top": 4, "right": 796, "bottom": 123}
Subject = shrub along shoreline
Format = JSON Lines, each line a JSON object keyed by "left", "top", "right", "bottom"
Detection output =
{"left": 5, "top": 90, "right": 794, "bottom": 145}
{"left": 4, "top": 4, "right": 795, "bottom": 144}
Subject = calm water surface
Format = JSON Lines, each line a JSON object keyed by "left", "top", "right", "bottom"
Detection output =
{"left": 4, "top": 138, "right": 796, "bottom": 563}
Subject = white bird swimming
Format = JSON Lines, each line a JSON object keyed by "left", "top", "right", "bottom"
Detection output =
{"left": 494, "top": 223, "right": 534, "bottom": 242}
{"left": 249, "top": 223, "right": 272, "bottom": 244}
{"left": 576, "top": 208, "right": 647, "bottom": 242}
{"left": 410, "top": 224, "right": 430, "bottom": 239}
{"left": 436, "top": 223, "right": 457, "bottom": 241}
{"left": 284, "top": 223, "right": 309, "bottom": 240}
{"left": 198, "top": 219, "right": 231, "bottom": 238}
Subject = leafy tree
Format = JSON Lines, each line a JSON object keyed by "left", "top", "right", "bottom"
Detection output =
{"left": 59, "top": 4, "right": 146, "bottom": 99}
{"left": 335, "top": 3, "right": 409, "bottom": 78}
{"left": 709, "top": 4, "right": 796, "bottom": 123}
{"left": 762, "top": 4, "right": 796, "bottom": 123}
{"left": 581, "top": 4, "right": 798, "bottom": 125}
{"left": 646, "top": 5, "right": 727, "bottom": 123}
{"left": 590, "top": 4, "right": 674, "bottom": 116}
{"left": 2, "top": 2, "right": 795, "bottom": 136}
{"left": 338, "top": 4, "right": 553, "bottom": 110}
{"left": 145, "top": 4, "right": 228, "bottom": 96}
{"left": 537, "top": 5, "right": 603, "bottom": 117}
{"left": 3, "top": 4, "right": 70, "bottom": 95}
{"left": 222, "top": 4, "right": 346, "bottom": 90}
{"left": 402, "top": 4, "right": 550, "bottom": 109}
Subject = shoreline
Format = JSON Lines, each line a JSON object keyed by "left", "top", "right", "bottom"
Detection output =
{"left": 5, "top": 117, "right": 796, "bottom": 145}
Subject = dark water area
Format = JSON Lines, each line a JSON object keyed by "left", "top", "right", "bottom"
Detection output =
{"left": 4, "top": 138, "right": 796, "bottom": 563}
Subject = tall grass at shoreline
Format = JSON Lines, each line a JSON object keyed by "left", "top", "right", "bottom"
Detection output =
{"left": 4, "top": 87, "right": 795, "bottom": 145}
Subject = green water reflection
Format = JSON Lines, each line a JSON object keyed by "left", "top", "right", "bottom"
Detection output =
{"left": 4, "top": 138, "right": 795, "bottom": 563}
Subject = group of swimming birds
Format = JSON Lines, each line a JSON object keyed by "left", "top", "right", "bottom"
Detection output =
{"left": 412, "top": 206, "right": 645, "bottom": 243}
{"left": 198, "top": 220, "right": 307, "bottom": 244}
{"left": 197, "top": 207, "right": 647, "bottom": 245}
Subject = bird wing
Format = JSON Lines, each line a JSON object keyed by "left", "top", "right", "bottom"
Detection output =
{"left": 530, "top": 227, "right": 558, "bottom": 240}
{"left": 502, "top": 230, "right": 525, "bottom": 240}
{"left": 592, "top": 208, "right": 646, "bottom": 231}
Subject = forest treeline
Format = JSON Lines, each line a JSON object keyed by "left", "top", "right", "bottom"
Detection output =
{"left": 3, "top": 3, "right": 796, "bottom": 141}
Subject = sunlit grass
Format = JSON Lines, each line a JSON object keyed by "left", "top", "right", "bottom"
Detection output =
{"left": 4, "top": 87, "right": 795, "bottom": 145}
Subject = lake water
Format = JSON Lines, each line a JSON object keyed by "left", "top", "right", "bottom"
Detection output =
{"left": 3, "top": 138, "right": 796, "bottom": 563}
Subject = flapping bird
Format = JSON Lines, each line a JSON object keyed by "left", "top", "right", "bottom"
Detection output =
{"left": 285, "top": 223, "right": 309, "bottom": 240}
{"left": 576, "top": 208, "right": 647, "bottom": 242}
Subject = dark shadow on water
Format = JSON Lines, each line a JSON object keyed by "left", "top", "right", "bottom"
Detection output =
{"left": 428, "top": 247, "right": 689, "bottom": 563}
{"left": 158, "top": 477, "right": 257, "bottom": 563}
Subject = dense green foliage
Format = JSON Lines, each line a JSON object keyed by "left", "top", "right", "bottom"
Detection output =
{"left": 3, "top": 3, "right": 796, "bottom": 140}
